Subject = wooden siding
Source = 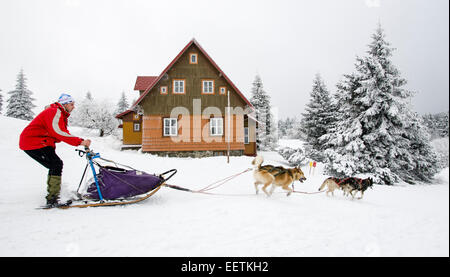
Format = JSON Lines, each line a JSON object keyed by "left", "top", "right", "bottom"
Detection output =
{"left": 126, "top": 40, "right": 257, "bottom": 155}
{"left": 140, "top": 43, "right": 247, "bottom": 115}
{"left": 121, "top": 112, "right": 142, "bottom": 145}
{"left": 141, "top": 114, "right": 245, "bottom": 152}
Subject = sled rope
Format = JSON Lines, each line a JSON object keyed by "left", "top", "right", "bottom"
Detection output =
{"left": 289, "top": 182, "right": 325, "bottom": 195}
{"left": 165, "top": 167, "right": 326, "bottom": 197}
{"left": 164, "top": 184, "right": 257, "bottom": 197}
{"left": 292, "top": 190, "right": 325, "bottom": 195}
{"left": 164, "top": 168, "right": 253, "bottom": 195}
{"left": 197, "top": 168, "right": 253, "bottom": 192}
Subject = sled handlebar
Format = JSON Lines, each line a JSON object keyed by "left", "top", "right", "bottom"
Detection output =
{"left": 75, "top": 148, "right": 85, "bottom": 157}
{"left": 75, "top": 147, "right": 96, "bottom": 158}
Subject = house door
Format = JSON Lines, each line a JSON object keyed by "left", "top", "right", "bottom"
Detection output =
{"left": 243, "top": 127, "right": 256, "bottom": 156}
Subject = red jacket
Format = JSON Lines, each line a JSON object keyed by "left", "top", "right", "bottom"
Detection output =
{"left": 19, "top": 102, "right": 84, "bottom": 150}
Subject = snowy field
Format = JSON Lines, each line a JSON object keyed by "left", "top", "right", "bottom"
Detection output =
{"left": 0, "top": 115, "right": 448, "bottom": 257}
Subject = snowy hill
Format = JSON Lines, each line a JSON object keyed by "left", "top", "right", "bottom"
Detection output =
{"left": 0, "top": 115, "right": 448, "bottom": 257}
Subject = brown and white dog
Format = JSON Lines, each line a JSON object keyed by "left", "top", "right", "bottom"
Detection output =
{"left": 251, "top": 156, "right": 306, "bottom": 196}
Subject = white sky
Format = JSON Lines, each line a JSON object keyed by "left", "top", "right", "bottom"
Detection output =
{"left": 0, "top": 0, "right": 448, "bottom": 119}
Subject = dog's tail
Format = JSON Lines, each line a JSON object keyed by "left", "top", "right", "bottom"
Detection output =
{"left": 251, "top": 155, "right": 264, "bottom": 169}
{"left": 318, "top": 178, "right": 329, "bottom": 191}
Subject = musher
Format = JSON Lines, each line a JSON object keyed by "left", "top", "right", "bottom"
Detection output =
{"left": 19, "top": 93, "right": 91, "bottom": 207}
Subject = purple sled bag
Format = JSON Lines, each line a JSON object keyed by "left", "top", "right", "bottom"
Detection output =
{"left": 86, "top": 167, "right": 163, "bottom": 200}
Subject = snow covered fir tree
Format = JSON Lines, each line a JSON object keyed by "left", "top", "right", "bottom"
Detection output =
{"left": 300, "top": 73, "right": 336, "bottom": 162}
{"left": 278, "top": 116, "right": 302, "bottom": 139}
{"left": 115, "top": 91, "right": 130, "bottom": 115}
{"left": 0, "top": 89, "right": 3, "bottom": 114}
{"left": 250, "top": 74, "right": 278, "bottom": 150}
{"left": 320, "top": 24, "right": 438, "bottom": 185}
{"left": 6, "top": 69, "right": 36, "bottom": 121}
{"left": 422, "top": 111, "right": 449, "bottom": 139}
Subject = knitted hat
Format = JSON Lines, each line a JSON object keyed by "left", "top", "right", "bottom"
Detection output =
{"left": 58, "top": 93, "right": 74, "bottom": 105}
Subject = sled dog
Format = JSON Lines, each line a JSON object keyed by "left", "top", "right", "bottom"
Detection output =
{"left": 318, "top": 177, "right": 354, "bottom": 197}
{"left": 318, "top": 177, "right": 373, "bottom": 199}
{"left": 345, "top": 177, "right": 374, "bottom": 199}
{"left": 251, "top": 155, "right": 306, "bottom": 196}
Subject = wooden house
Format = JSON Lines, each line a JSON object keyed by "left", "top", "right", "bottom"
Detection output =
{"left": 116, "top": 39, "right": 256, "bottom": 156}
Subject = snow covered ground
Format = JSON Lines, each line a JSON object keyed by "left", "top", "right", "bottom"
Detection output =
{"left": 0, "top": 115, "right": 448, "bottom": 257}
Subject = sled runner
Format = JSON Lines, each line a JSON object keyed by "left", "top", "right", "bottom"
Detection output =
{"left": 39, "top": 148, "right": 176, "bottom": 209}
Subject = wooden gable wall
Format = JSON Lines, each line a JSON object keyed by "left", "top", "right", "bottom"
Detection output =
{"left": 140, "top": 43, "right": 247, "bottom": 115}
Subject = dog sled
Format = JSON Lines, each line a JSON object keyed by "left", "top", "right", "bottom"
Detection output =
{"left": 40, "top": 150, "right": 346, "bottom": 209}
{"left": 40, "top": 148, "right": 176, "bottom": 209}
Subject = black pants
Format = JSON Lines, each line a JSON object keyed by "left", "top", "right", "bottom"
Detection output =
{"left": 24, "top": 146, "right": 63, "bottom": 176}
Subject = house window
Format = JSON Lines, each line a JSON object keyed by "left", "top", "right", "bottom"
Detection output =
{"left": 163, "top": 118, "right": 178, "bottom": 136}
{"left": 133, "top": 114, "right": 140, "bottom": 120}
{"left": 134, "top": 123, "right": 141, "bottom": 132}
{"left": 210, "top": 118, "right": 223, "bottom": 136}
{"left": 173, "top": 80, "right": 185, "bottom": 94}
{"left": 220, "top": 87, "right": 226, "bottom": 95}
{"left": 190, "top": 53, "right": 198, "bottom": 64}
{"left": 244, "top": 127, "right": 249, "bottom": 144}
{"left": 160, "top": 86, "right": 168, "bottom": 94}
{"left": 202, "top": 80, "right": 214, "bottom": 94}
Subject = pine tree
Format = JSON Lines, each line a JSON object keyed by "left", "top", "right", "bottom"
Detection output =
{"left": 322, "top": 25, "right": 438, "bottom": 185}
{"left": 115, "top": 91, "right": 130, "bottom": 115}
{"left": 300, "top": 74, "right": 336, "bottom": 161}
{"left": 6, "top": 69, "right": 36, "bottom": 120}
{"left": 422, "top": 111, "right": 449, "bottom": 138}
{"left": 397, "top": 110, "right": 438, "bottom": 183}
{"left": 436, "top": 112, "right": 449, "bottom": 137}
{"left": 278, "top": 117, "right": 302, "bottom": 139}
{"left": 85, "top": 91, "right": 93, "bottom": 100}
{"left": 249, "top": 74, "right": 278, "bottom": 150}
{"left": 0, "top": 89, "right": 3, "bottom": 114}
{"left": 278, "top": 118, "right": 286, "bottom": 138}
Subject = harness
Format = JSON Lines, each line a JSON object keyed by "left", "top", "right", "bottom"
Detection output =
{"left": 260, "top": 165, "right": 293, "bottom": 178}
{"left": 330, "top": 177, "right": 348, "bottom": 187}
{"left": 260, "top": 165, "right": 284, "bottom": 172}
{"left": 274, "top": 169, "right": 293, "bottom": 178}
{"left": 330, "top": 177, "right": 364, "bottom": 188}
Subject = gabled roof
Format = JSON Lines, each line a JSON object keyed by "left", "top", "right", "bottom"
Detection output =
{"left": 131, "top": 38, "right": 253, "bottom": 109}
{"left": 115, "top": 109, "right": 133, "bottom": 119}
{"left": 134, "top": 76, "right": 158, "bottom": 91}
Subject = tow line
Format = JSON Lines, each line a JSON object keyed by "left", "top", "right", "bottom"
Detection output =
{"left": 164, "top": 168, "right": 325, "bottom": 196}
